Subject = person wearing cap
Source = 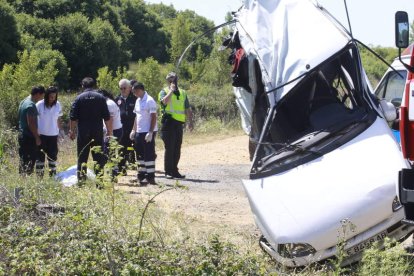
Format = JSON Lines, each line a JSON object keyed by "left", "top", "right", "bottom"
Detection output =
{"left": 115, "top": 79, "right": 137, "bottom": 174}
{"left": 18, "top": 85, "right": 45, "bottom": 175}
{"left": 129, "top": 82, "right": 158, "bottom": 185}
{"left": 158, "top": 72, "right": 193, "bottom": 179}
{"left": 35, "top": 86, "right": 63, "bottom": 177}
{"left": 69, "top": 77, "right": 111, "bottom": 182}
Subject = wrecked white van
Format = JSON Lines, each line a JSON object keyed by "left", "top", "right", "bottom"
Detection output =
{"left": 228, "top": 0, "right": 414, "bottom": 267}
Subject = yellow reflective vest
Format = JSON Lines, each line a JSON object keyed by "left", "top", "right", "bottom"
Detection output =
{"left": 159, "top": 87, "right": 187, "bottom": 123}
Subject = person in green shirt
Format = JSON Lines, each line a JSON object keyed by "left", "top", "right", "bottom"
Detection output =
{"left": 18, "top": 86, "right": 45, "bottom": 175}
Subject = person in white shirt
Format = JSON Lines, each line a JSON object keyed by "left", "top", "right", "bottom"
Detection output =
{"left": 35, "top": 86, "right": 63, "bottom": 176}
{"left": 98, "top": 89, "right": 123, "bottom": 176}
{"left": 129, "top": 82, "right": 158, "bottom": 185}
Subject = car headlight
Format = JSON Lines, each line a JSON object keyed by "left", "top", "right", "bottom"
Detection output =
{"left": 392, "top": 196, "right": 403, "bottom": 212}
{"left": 278, "top": 243, "right": 316, "bottom": 258}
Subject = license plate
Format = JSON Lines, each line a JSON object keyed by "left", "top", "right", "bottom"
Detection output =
{"left": 345, "top": 231, "right": 387, "bottom": 256}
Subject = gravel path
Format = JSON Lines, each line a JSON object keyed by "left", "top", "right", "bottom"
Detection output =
{"left": 117, "top": 135, "right": 260, "bottom": 244}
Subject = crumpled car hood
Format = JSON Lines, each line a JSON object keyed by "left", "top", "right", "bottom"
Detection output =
{"left": 243, "top": 118, "right": 409, "bottom": 250}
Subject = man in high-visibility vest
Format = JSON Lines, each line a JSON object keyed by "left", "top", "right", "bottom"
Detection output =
{"left": 158, "top": 72, "right": 193, "bottom": 179}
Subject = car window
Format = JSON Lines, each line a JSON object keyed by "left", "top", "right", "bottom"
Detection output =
{"left": 376, "top": 70, "right": 407, "bottom": 106}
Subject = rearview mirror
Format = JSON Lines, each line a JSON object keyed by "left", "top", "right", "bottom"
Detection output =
{"left": 395, "top": 11, "right": 409, "bottom": 48}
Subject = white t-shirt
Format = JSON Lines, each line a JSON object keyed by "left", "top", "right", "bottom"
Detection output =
{"left": 36, "top": 100, "right": 62, "bottom": 136}
{"left": 107, "top": 99, "right": 122, "bottom": 130}
{"left": 134, "top": 92, "right": 158, "bottom": 133}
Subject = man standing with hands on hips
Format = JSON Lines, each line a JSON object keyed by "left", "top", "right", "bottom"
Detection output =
{"left": 158, "top": 72, "right": 193, "bottom": 179}
{"left": 129, "top": 82, "right": 158, "bottom": 185}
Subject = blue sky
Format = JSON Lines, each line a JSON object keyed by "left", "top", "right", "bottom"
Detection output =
{"left": 145, "top": 0, "right": 414, "bottom": 47}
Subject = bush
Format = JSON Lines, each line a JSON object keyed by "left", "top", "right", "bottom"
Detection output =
{"left": 0, "top": 50, "right": 57, "bottom": 128}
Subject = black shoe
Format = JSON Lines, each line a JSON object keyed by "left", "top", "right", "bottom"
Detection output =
{"left": 172, "top": 173, "right": 185, "bottom": 179}
{"left": 165, "top": 174, "right": 174, "bottom": 179}
{"left": 147, "top": 177, "right": 157, "bottom": 185}
{"left": 138, "top": 175, "right": 146, "bottom": 185}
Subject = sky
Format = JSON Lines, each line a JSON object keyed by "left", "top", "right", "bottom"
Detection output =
{"left": 145, "top": 0, "right": 414, "bottom": 47}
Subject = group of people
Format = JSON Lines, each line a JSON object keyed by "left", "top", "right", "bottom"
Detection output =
{"left": 17, "top": 72, "right": 193, "bottom": 185}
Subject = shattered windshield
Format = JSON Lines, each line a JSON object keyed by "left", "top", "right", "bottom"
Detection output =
{"left": 250, "top": 46, "right": 376, "bottom": 178}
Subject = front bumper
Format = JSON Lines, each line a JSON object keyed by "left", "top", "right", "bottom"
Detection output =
{"left": 259, "top": 209, "right": 414, "bottom": 267}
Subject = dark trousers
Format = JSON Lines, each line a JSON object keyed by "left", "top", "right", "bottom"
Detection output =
{"left": 103, "top": 128, "right": 123, "bottom": 175}
{"left": 134, "top": 132, "right": 156, "bottom": 180}
{"left": 77, "top": 129, "right": 105, "bottom": 181}
{"left": 18, "top": 133, "right": 38, "bottom": 175}
{"left": 36, "top": 135, "right": 58, "bottom": 177}
{"left": 160, "top": 120, "right": 183, "bottom": 175}
{"left": 119, "top": 125, "right": 135, "bottom": 173}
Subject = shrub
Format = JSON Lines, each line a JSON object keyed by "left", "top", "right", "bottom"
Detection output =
{"left": 0, "top": 50, "right": 57, "bottom": 128}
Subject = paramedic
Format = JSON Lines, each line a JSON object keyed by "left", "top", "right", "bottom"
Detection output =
{"left": 130, "top": 82, "right": 158, "bottom": 185}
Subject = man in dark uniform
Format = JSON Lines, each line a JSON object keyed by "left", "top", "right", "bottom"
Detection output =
{"left": 69, "top": 77, "right": 111, "bottom": 181}
{"left": 115, "top": 79, "right": 137, "bottom": 174}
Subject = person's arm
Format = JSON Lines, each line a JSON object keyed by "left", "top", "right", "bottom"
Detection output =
{"left": 145, "top": 113, "right": 157, "bottom": 143}
{"left": 130, "top": 116, "right": 137, "bottom": 141}
{"left": 27, "top": 114, "right": 41, "bottom": 145}
{"left": 104, "top": 119, "right": 113, "bottom": 137}
{"left": 161, "top": 82, "right": 177, "bottom": 105}
{"left": 69, "top": 120, "right": 77, "bottom": 140}
{"left": 186, "top": 108, "right": 194, "bottom": 131}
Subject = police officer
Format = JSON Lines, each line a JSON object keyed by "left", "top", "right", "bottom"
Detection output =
{"left": 115, "top": 79, "right": 137, "bottom": 174}
{"left": 69, "top": 77, "right": 111, "bottom": 182}
{"left": 158, "top": 72, "right": 193, "bottom": 179}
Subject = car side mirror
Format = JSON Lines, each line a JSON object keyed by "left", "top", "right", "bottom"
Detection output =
{"left": 395, "top": 11, "right": 409, "bottom": 49}
{"left": 380, "top": 99, "right": 397, "bottom": 122}
{"left": 391, "top": 97, "right": 402, "bottom": 108}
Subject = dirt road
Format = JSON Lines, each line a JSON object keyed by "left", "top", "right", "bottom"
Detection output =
{"left": 118, "top": 135, "right": 260, "bottom": 245}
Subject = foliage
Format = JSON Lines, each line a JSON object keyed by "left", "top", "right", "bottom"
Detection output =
{"left": 120, "top": 0, "right": 168, "bottom": 62}
{"left": 0, "top": 0, "right": 20, "bottom": 67}
{"left": 0, "top": 50, "right": 57, "bottom": 127}
{"left": 358, "top": 238, "right": 413, "bottom": 275}
{"left": 96, "top": 66, "right": 132, "bottom": 95}
{"left": 0, "top": 138, "right": 269, "bottom": 275}
{"left": 190, "top": 82, "right": 238, "bottom": 124}
{"left": 135, "top": 57, "right": 163, "bottom": 98}
{"left": 359, "top": 45, "right": 398, "bottom": 87}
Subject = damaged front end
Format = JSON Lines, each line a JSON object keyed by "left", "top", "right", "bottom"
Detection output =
{"left": 228, "top": 0, "right": 414, "bottom": 267}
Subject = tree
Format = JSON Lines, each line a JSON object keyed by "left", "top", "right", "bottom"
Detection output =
{"left": 169, "top": 13, "right": 192, "bottom": 65}
{"left": 120, "top": 0, "right": 168, "bottom": 62}
{"left": 53, "top": 13, "right": 129, "bottom": 87}
{"left": 0, "top": 1, "right": 20, "bottom": 67}
{"left": 135, "top": 57, "right": 163, "bottom": 98}
{"left": 0, "top": 50, "right": 57, "bottom": 127}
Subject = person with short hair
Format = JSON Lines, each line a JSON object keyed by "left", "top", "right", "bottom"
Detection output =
{"left": 35, "top": 86, "right": 63, "bottom": 177}
{"left": 69, "top": 77, "right": 111, "bottom": 182}
{"left": 130, "top": 82, "right": 158, "bottom": 185}
{"left": 158, "top": 72, "right": 193, "bottom": 179}
{"left": 115, "top": 79, "right": 137, "bottom": 174}
{"left": 18, "top": 85, "right": 45, "bottom": 175}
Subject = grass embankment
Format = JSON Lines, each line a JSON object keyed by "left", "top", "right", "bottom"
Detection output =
{"left": 1, "top": 109, "right": 414, "bottom": 274}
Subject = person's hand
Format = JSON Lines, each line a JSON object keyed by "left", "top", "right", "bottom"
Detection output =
{"left": 145, "top": 132, "right": 153, "bottom": 143}
{"left": 58, "top": 129, "right": 65, "bottom": 141}
{"left": 188, "top": 121, "right": 194, "bottom": 132}
{"left": 35, "top": 136, "right": 41, "bottom": 146}
{"left": 69, "top": 130, "right": 76, "bottom": 140}
{"left": 129, "top": 130, "right": 136, "bottom": 141}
